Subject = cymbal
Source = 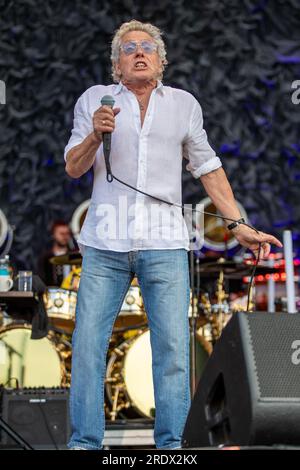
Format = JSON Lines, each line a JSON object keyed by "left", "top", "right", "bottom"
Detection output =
{"left": 195, "top": 258, "right": 279, "bottom": 278}
{"left": 196, "top": 258, "right": 247, "bottom": 277}
{"left": 50, "top": 251, "right": 82, "bottom": 266}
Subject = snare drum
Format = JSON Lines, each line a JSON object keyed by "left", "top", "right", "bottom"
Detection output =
{"left": 0, "top": 324, "right": 65, "bottom": 388}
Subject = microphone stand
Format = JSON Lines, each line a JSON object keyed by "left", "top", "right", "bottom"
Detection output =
{"left": 189, "top": 229, "right": 198, "bottom": 398}
{"left": 189, "top": 248, "right": 196, "bottom": 397}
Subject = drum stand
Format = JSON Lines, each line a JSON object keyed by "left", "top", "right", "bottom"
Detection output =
{"left": 0, "top": 416, "right": 33, "bottom": 450}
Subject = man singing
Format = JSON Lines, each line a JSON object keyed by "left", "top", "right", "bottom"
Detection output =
{"left": 64, "top": 20, "right": 282, "bottom": 450}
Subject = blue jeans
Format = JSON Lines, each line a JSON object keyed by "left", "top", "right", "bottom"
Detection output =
{"left": 68, "top": 247, "right": 191, "bottom": 450}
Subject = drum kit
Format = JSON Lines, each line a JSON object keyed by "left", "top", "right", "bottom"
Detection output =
{"left": 0, "top": 199, "right": 281, "bottom": 422}
{"left": 0, "top": 249, "right": 280, "bottom": 423}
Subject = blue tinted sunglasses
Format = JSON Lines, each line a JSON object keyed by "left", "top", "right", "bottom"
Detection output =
{"left": 120, "top": 40, "right": 158, "bottom": 55}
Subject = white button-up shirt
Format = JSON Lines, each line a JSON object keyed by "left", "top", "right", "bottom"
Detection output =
{"left": 64, "top": 81, "right": 222, "bottom": 252}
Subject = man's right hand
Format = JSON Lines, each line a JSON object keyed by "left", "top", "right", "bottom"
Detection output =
{"left": 93, "top": 105, "right": 121, "bottom": 143}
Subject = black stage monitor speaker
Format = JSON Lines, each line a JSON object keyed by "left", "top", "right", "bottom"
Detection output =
{"left": 0, "top": 388, "right": 70, "bottom": 449}
{"left": 183, "top": 312, "right": 300, "bottom": 447}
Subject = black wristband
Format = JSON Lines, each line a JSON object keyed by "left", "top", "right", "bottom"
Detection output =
{"left": 227, "top": 217, "right": 245, "bottom": 231}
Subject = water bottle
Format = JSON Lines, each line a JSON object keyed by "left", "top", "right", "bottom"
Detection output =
{"left": 0, "top": 255, "right": 9, "bottom": 275}
{"left": 0, "top": 255, "right": 13, "bottom": 291}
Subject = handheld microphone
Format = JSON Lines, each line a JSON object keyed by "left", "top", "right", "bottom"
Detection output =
{"left": 101, "top": 95, "right": 115, "bottom": 182}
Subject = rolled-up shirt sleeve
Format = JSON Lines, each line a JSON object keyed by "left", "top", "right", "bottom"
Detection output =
{"left": 183, "top": 99, "right": 222, "bottom": 178}
{"left": 64, "top": 94, "right": 93, "bottom": 162}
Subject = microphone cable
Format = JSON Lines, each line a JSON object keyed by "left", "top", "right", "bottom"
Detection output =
{"left": 105, "top": 171, "right": 262, "bottom": 313}
{"left": 100, "top": 93, "right": 263, "bottom": 311}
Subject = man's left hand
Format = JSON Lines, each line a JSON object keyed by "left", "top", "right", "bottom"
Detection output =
{"left": 231, "top": 224, "right": 283, "bottom": 259}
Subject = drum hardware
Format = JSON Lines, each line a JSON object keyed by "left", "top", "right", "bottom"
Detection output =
{"left": 126, "top": 293, "right": 135, "bottom": 305}
{"left": 105, "top": 344, "right": 132, "bottom": 422}
{"left": 48, "top": 324, "right": 72, "bottom": 336}
{"left": 209, "top": 270, "right": 231, "bottom": 342}
{"left": 196, "top": 292, "right": 213, "bottom": 327}
{"left": 246, "top": 283, "right": 256, "bottom": 312}
{"left": 113, "top": 313, "right": 147, "bottom": 330}
{"left": 54, "top": 298, "right": 63, "bottom": 308}
{"left": 47, "top": 327, "right": 73, "bottom": 384}
{"left": 193, "top": 256, "right": 282, "bottom": 343}
{"left": 56, "top": 340, "right": 72, "bottom": 358}
{"left": 188, "top": 292, "right": 208, "bottom": 327}
{"left": 229, "top": 295, "right": 249, "bottom": 312}
{"left": 109, "top": 385, "right": 131, "bottom": 421}
{"left": 198, "top": 292, "right": 211, "bottom": 316}
{"left": 195, "top": 327, "right": 213, "bottom": 356}
{"left": 194, "top": 259, "right": 243, "bottom": 344}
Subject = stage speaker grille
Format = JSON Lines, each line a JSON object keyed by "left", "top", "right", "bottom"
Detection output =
{"left": 0, "top": 388, "right": 70, "bottom": 449}
{"left": 182, "top": 312, "right": 300, "bottom": 447}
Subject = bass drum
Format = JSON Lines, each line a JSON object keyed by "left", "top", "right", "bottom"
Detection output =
{"left": 105, "top": 329, "right": 210, "bottom": 420}
{"left": 0, "top": 324, "right": 66, "bottom": 388}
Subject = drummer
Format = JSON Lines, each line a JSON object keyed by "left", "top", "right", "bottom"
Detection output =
{"left": 37, "top": 220, "right": 75, "bottom": 286}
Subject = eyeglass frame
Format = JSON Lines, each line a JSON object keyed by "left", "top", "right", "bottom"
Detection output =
{"left": 119, "top": 40, "right": 159, "bottom": 56}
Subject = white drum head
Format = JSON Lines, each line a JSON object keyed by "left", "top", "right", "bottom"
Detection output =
{"left": 0, "top": 326, "right": 62, "bottom": 388}
{"left": 123, "top": 330, "right": 155, "bottom": 418}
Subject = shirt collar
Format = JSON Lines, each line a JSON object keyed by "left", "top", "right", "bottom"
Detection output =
{"left": 113, "top": 80, "right": 165, "bottom": 96}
